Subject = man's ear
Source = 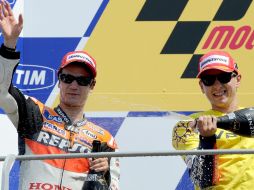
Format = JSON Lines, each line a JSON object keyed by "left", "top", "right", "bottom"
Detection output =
{"left": 199, "top": 80, "right": 205, "bottom": 94}
{"left": 90, "top": 79, "right": 96, "bottom": 90}
{"left": 236, "top": 74, "right": 241, "bottom": 88}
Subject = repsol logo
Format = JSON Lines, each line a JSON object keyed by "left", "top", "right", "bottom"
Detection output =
{"left": 136, "top": 0, "right": 253, "bottom": 78}
{"left": 37, "top": 131, "right": 90, "bottom": 153}
{"left": 13, "top": 64, "right": 55, "bottom": 91}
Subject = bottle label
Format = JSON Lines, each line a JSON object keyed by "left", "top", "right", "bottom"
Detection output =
{"left": 86, "top": 174, "right": 99, "bottom": 181}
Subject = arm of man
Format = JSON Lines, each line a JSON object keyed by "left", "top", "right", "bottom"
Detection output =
{"left": 0, "top": 0, "right": 23, "bottom": 127}
{"left": 0, "top": 44, "right": 20, "bottom": 127}
{"left": 172, "top": 116, "right": 218, "bottom": 189}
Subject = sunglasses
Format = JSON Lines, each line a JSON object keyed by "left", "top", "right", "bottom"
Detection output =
{"left": 200, "top": 72, "right": 237, "bottom": 86}
{"left": 59, "top": 73, "right": 93, "bottom": 86}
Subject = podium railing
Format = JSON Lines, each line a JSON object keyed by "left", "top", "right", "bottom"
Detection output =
{"left": 2, "top": 149, "right": 254, "bottom": 190}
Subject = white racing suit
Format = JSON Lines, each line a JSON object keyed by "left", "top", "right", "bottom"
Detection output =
{"left": 0, "top": 44, "right": 120, "bottom": 190}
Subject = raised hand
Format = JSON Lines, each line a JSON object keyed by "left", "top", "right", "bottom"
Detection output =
{"left": 0, "top": 0, "right": 23, "bottom": 48}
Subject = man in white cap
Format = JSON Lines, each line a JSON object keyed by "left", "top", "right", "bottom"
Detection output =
{"left": 0, "top": 1, "right": 119, "bottom": 189}
{"left": 172, "top": 50, "right": 254, "bottom": 189}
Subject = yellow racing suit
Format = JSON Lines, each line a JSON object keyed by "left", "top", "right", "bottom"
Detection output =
{"left": 172, "top": 109, "right": 254, "bottom": 189}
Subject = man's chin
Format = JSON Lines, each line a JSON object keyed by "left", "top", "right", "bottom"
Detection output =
{"left": 65, "top": 102, "right": 83, "bottom": 108}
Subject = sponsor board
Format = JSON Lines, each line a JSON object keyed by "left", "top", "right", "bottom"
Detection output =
{"left": 2, "top": 0, "right": 254, "bottom": 190}
{"left": 84, "top": 0, "right": 254, "bottom": 111}
{"left": 13, "top": 64, "right": 55, "bottom": 91}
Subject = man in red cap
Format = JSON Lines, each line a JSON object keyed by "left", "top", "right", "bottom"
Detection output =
{"left": 172, "top": 50, "right": 254, "bottom": 189}
{"left": 0, "top": 1, "right": 119, "bottom": 189}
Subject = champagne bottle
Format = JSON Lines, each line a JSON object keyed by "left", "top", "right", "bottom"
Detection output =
{"left": 217, "top": 107, "right": 254, "bottom": 137}
{"left": 82, "top": 140, "right": 109, "bottom": 190}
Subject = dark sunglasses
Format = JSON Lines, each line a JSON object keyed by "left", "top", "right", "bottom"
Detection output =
{"left": 201, "top": 72, "right": 237, "bottom": 86}
{"left": 59, "top": 73, "right": 93, "bottom": 86}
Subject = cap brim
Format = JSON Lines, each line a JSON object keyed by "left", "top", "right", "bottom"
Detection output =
{"left": 58, "top": 61, "right": 97, "bottom": 78}
{"left": 196, "top": 66, "right": 236, "bottom": 78}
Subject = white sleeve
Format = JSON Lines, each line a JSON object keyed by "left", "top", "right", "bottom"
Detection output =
{"left": 0, "top": 55, "right": 20, "bottom": 128}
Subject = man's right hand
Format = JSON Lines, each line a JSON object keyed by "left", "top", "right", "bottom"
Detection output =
{"left": 0, "top": 0, "right": 23, "bottom": 49}
{"left": 196, "top": 115, "right": 217, "bottom": 137}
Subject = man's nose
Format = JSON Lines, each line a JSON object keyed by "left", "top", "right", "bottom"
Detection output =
{"left": 213, "top": 78, "right": 223, "bottom": 86}
{"left": 69, "top": 79, "right": 79, "bottom": 88}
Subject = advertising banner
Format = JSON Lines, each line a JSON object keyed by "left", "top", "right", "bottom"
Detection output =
{"left": 0, "top": 0, "right": 253, "bottom": 189}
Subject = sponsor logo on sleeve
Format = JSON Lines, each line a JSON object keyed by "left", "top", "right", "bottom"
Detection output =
{"left": 81, "top": 129, "right": 97, "bottom": 139}
{"left": 87, "top": 124, "right": 105, "bottom": 135}
{"left": 43, "top": 122, "right": 66, "bottom": 136}
{"left": 43, "top": 110, "right": 63, "bottom": 123}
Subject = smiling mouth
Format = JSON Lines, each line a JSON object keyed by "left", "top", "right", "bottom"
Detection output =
{"left": 213, "top": 90, "right": 226, "bottom": 97}
{"left": 68, "top": 93, "right": 79, "bottom": 96}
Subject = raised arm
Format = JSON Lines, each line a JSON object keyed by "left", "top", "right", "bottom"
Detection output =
{"left": 0, "top": 0, "right": 23, "bottom": 127}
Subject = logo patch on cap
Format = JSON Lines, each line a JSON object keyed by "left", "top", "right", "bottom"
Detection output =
{"left": 199, "top": 55, "right": 230, "bottom": 70}
{"left": 66, "top": 53, "right": 96, "bottom": 68}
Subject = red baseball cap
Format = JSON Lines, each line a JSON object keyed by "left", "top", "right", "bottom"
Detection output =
{"left": 58, "top": 51, "right": 97, "bottom": 78}
{"left": 197, "top": 50, "right": 239, "bottom": 78}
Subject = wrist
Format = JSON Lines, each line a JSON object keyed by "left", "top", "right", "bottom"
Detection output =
{"left": 4, "top": 40, "right": 17, "bottom": 50}
{"left": 2, "top": 44, "right": 16, "bottom": 52}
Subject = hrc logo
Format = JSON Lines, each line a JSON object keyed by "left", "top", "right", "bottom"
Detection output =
{"left": 136, "top": 0, "right": 253, "bottom": 78}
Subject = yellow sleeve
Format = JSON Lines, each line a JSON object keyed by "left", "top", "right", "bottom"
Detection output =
{"left": 172, "top": 110, "right": 220, "bottom": 152}
{"left": 172, "top": 120, "right": 200, "bottom": 161}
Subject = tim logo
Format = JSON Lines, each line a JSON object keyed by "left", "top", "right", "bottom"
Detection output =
{"left": 13, "top": 64, "right": 56, "bottom": 91}
{"left": 136, "top": 0, "right": 253, "bottom": 78}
